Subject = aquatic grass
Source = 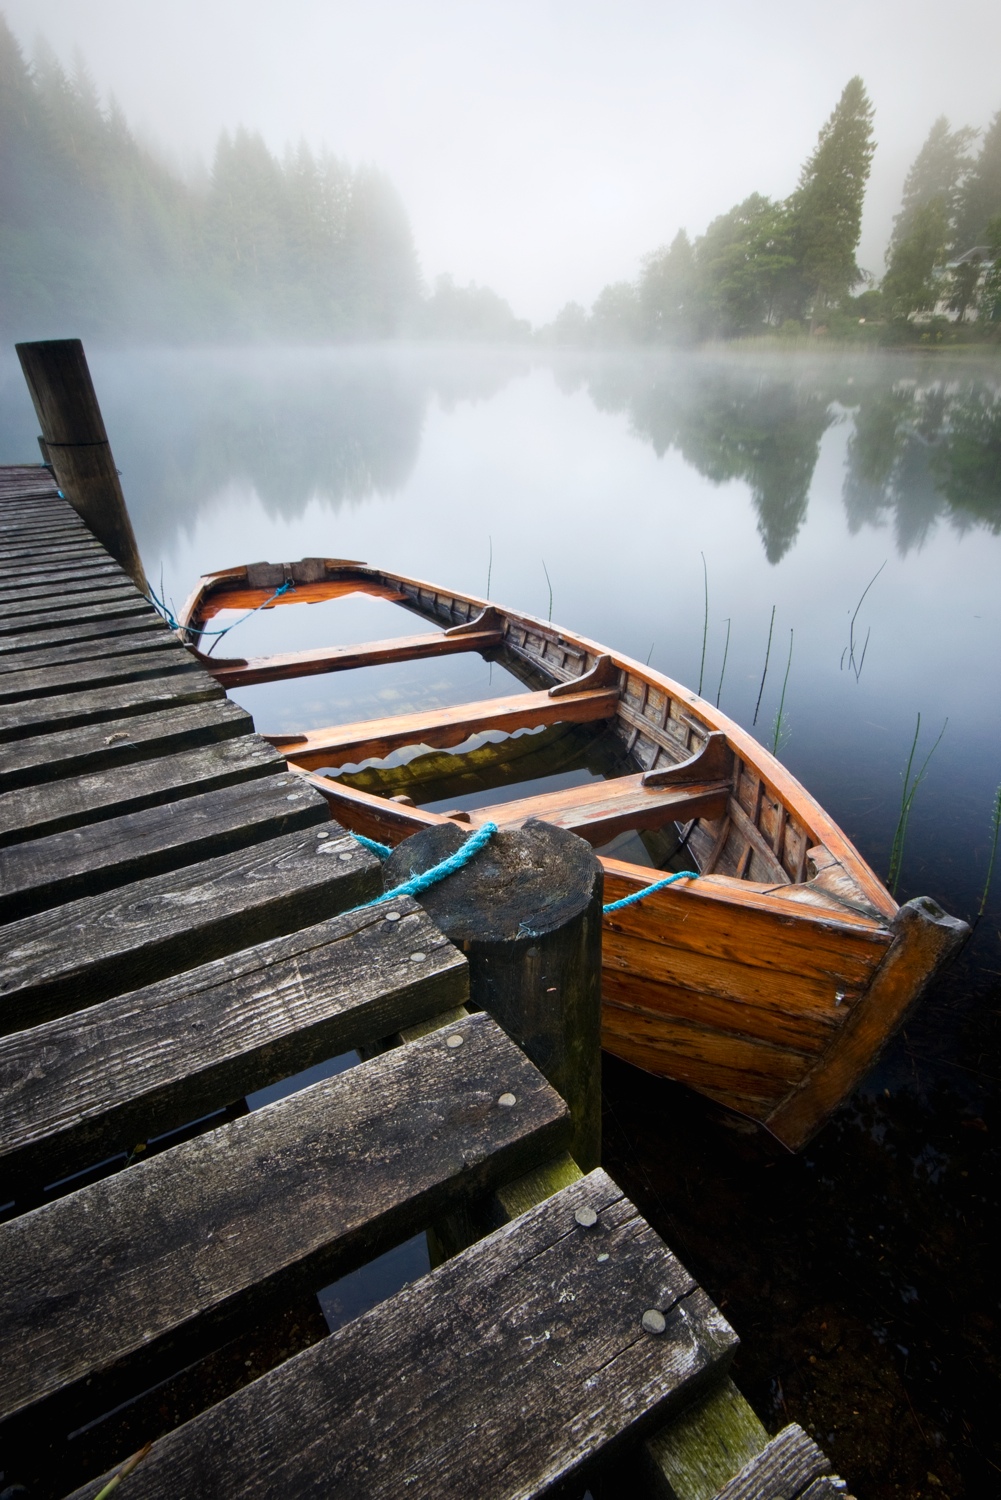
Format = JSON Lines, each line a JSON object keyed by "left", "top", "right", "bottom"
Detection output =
{"left": 542, "top": 558, "right": 553, "bottom": 622}
{"left": 888, "top": 713, "right": 949, "bottom": 896}
{"left": 486, "top": 535, "right": 493, "bottom": 599}
{"left": 753, "top": 605, "right": 776, "bottom": 726}
{"left": 841, "top": 560, "right": 886, "bottom": 682}
{"left": 645, "top": 642, "right": 655, "bottom": 666}
{"left": 697, "top": 551, "right": 708, "bottom": 695}
{"left": 93, "top": 1442, "right": 152, "bottom": 1499}
{"left": 770, "top": 629, "right": 794, "bottom": 756}
{"left": 716, "top": 618, "right": 731, "bottom": 708}
{"left": 975, "top": 783, "right": 1001, "bottom": 921}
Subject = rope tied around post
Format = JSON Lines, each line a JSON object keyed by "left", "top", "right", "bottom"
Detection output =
{"left": 349, "top": 822, "right": 697, "bottom": 913}
{"left": 346, "top": 821, "right": 499, "bottom": 914}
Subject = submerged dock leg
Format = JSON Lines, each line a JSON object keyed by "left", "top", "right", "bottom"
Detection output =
{"left": 16, "top": 338, "right": 147, "bottom": 592}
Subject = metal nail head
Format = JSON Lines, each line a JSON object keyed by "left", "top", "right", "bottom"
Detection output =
{"left": 445, "top": 1033, "right": 464, "bottom": 1049}
{"left": 409, "top": 952, "right": 426, "bottom": 963}
{"left": 642, "top": 1309, "right": 666, "bottom": 1335}
{"left": 316, "top": 830, "right": 330, "bottom": 838}
{"left": 498, "top": 1093, "right": 517, "bottom": 1108}
{"left": 338, "top": 851, "right": 352, "bottom": 861}
{"left": 597, "top": 1253, "right": 609, "bottom": 1262}
{"left": 384, "top": 911, "right": 401, "bottom": 922}
{"left": 574, "top": 1206, "right": 598, "bottom": 1228}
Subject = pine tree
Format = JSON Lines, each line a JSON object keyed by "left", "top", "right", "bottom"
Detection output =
{"left": 889, "top": 116, "right": 976, "bottom": 258}
{"left": 882, "top": 198, "right": 949, "bottom": 320}
{"left": 954, "top": 110, "right": 1001, "bottom": 252}
{"left": 788, "top": 76, "right": 876, "bottom": 322}
{"left": 638, "top": 229, "right": 698, "bottom": 340}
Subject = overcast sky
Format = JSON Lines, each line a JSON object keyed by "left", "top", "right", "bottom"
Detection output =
{"left": 6, "top": 0, "right": 1001, "bottom": 322}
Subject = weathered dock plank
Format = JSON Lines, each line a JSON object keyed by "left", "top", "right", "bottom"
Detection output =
{"left": 64, "top": 1171, "right": 735, "bottom": 1500}
{"left": 0, "top": 698, "right": 252, "bottom": 792}
{"left": 0, "top": 593, "right": 156, "bottom": 639}
{"left": 0, "top": 774, "right": 332, "bottom": 919}
{"left": 0, "top": 626, "right": 173, "bottom": 675}
{"left": 0, "top": 669, "right": 224, "bottom": 743}
{"left": 711, "top": 1423, "right": 834, "bottom": 1499}
{"left": 0, "top": 897, "right": 466, "bottom": 1190}
{"left": 0, "top": 1014, "right": 568, "bottom": 1446}
{"left": 0, "top": 823, "right": 379, "bottom": 1033}
{"left": 0, "top": 642, "right": 201, "bottom": 704}
{"left": 0, "top": 733, "right": 280, "bottom": 844}
{"left": 0, "top": 610, "right": 165, "bottom": 658}
{"left": 0, "top": 582, "right": 140, "bottom": 624}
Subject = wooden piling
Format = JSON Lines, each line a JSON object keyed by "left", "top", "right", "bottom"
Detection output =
{"left": 381, "top": 816, "right": 603, "bottom": 1170}
{"left": 15, "top": 340, "right": 147, "bottom": 592}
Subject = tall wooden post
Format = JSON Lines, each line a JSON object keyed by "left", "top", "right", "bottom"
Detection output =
{"left": 16, "top": 339, "right": 147, "bottom": 592}
{"left": 382, "top": 817, "right": 603, "bottom": 1170}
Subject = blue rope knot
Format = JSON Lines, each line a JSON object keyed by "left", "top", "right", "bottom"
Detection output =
{"left": 147, "top": 578, "right": 295, "bottom": 643}
{"left": 602, "top": 870, "right": 699, "bottom": 913}
{"left": 347, "top": 821, "right": 499, "bottom": 914}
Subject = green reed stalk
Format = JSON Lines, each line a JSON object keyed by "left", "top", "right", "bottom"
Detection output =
{"left": 888, "top": 713, "right": 948, "bottom": 895}
{"left": 697, "top": 552, "right": 708, "bottom": 695}
{"left": 542, "top": 558, "right": 553, "bottom": 622}
{"left": 770, "top": 628, "right": 794, "bottom": 756}
{"left": 716, "top": 617, "right": 731, "bottom": 709}
{"left": 486, "top": 535, "right": 493, "bottom": 599}
{"left": 845, "top": 559, "right": 886, "bottom": 680}
{"left": 753, "top": 605, "right": 776, "bottom": 726}
{"left": 977, "top": 784, "right": 1001, "bottom": 919}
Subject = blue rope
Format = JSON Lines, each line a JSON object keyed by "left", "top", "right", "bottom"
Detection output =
{"left": 147, "top": 579, "right": 295, "bottom": 642}
{"left": 348, "top": 821, "right": 498, "bottom": 914}
{"left": 354, "top": 833, "right": 392, "bottom": 860}
{"left": 603, "top": 870, "right": 699, "bottom": 913}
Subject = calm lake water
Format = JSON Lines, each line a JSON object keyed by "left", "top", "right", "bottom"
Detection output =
{"left": 2, "top": 345, "right": 999, "bottom": 1496}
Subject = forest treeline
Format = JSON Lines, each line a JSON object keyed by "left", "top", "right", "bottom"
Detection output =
{"left": 546, "top": 79, "right": 1001, "bottom": 347}
{"left": 0, "top": 16, "right": 527, "bottom": 343}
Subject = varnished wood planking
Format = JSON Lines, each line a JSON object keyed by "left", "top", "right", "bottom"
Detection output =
{"left": 0, "top": 1014, "right": 569, "bottom": 1444}
{"left": 0, "top": 824, "right": 380, "bottom": 1033}
{"left": 65, "top": 1172, "right": 736, "bottom": 1500}
{"left": 0, "top": 643, "right": 201, "bottom": 704}
{"left": 203, "top": 626, "right": 505, "bottom": 689}
{"left": 467, "top": 772, "right": 730, "bottom": 845}
{"left": 0, "top": 774, "right": 330, "bottom": 920}
{"left": 0, "top": 669, "right": 224, "bottom": 743}
{"left": 0, "top": 734, "right": 283, "bottom": 846}
{"left": 0, "top": 698, "right": 252, "bottom": 793}
{"left": 0, "top": 897, "right": 467, "bottom": 1190}
{"left": 276, "top": 686, "right": 620, "bottom": 770}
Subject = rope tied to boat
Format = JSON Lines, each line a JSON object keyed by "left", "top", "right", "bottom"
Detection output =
{"left": 351, "top": 826, "right": 697, "bottom": 913}
{"left": 146, "top": 579, "right": 296, "bottom": 645}
{"left": 602, "top": 870, "right": 699, "bottom": 913}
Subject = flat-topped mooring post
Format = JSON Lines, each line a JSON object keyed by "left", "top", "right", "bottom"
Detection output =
{"left": 15, "top": 338, "right": 147, "bottom": 592}
{"left": 382, "top": 816, "right": 603, "bottom": 1170}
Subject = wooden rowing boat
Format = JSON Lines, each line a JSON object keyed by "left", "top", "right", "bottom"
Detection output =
{"left": 178, "top": 557, "right": 968, "bottom": 1149}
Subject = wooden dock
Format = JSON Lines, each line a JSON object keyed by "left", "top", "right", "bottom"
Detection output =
{"left": 0, "top": 397, "right": 855, "bottom": 1498}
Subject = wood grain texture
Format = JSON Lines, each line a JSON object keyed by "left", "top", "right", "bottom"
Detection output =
{"left": 66, "top": 1171, "right": 736, "bottom": 1500}
{"left": 0, "top": 642, "right": 201, "bottom": 704}
{"left": 0, "top": 773, "right": 328, "bottom": 920}
{"left": 0, "top": 594, "right": 154, "bottom": 639}
{"left": 0, "top": 896, "right": 467, "bottom": 1190}
{"left": 467, "top": 772, "right": 730, "bottom": 845}
{"left": 0, "top": 1013, "right": 568, "bottom": 1446}
{"left": 203, "top": 626, "right": 505, "bottom": 689}
{"left": 0, "top": 611, "right": 164, "bottom": 659}
{"left": 0, "top": 733, "right": 282, "bottom": 846}
{"left": 0, "top": 627, "right": 176, "bottom": 677}
{"left": 0, "top": 669, "right": 223, "bottom": 743}
{"left": 765, "top": 896, "right": 970, "bottom": 1149}
{"left": 0, "top": 581, "right": 139, "bottom": 624}
{"left": 0, "top": 698, "right": 252, "bottom": 793}
{"left": 642, "top": 1378, "right": 768, "bottom": 1500}
{"left": 0, "top": 823, "right": 380, "bottom": 1033}
{"left": 384, "top": 818, "right": 604, "bottom": 1171}
{"left": 0, "top": 558, "right": 124, "bottom": 593}
{"left": 712, "top": 1424, "right": 830, "bottom": 1499}
{"left": 0, "top": 571, "right": 135, "bottom": 607}
{"left": 276, "top": 685, "right": 620, "bottom": 770}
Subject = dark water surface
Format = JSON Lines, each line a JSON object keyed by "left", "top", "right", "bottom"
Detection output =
{"left": 3, "top": 346, "right": 999, "bottom": 1496}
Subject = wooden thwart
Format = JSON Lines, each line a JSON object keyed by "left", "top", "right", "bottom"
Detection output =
{"left": 201, "top": 624, "right": 505, "bottom": 689}
{"left": 66, "top": 1171, "right": 736, "bottom": 1500}
{"left": 270, "top": 685, "right": 620, "bottom": 770}
{"left": 468, "top": 770, "right": 730, "bottom": 845}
